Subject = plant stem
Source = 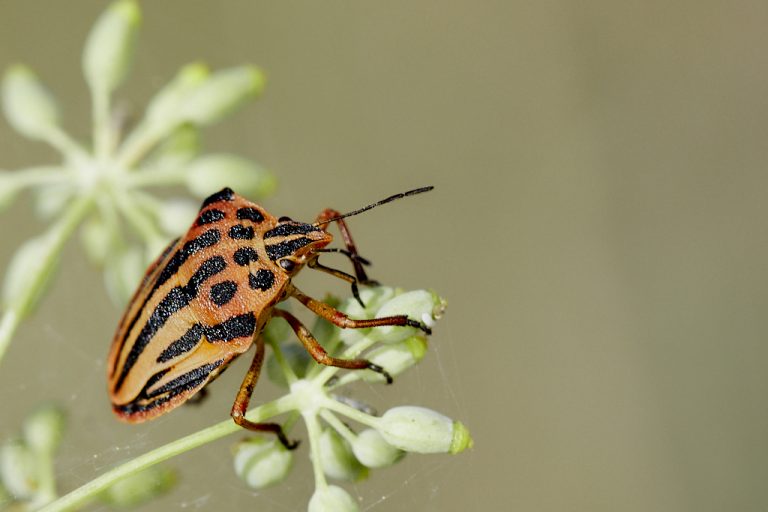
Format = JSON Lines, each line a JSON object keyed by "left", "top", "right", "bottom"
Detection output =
{"left": 39, "top": 394, "right": 296, "bottom": 512}
{"left": 0, "top": 196, "right": 94, "bottom": 365}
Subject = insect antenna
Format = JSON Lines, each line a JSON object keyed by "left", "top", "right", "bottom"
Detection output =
{"left": 313, "top": 186, "right": 434, "bottom": 226}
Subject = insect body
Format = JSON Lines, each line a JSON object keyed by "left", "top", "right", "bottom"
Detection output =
{"left": 108, "top": 187, "right": 432, "bottom": 447}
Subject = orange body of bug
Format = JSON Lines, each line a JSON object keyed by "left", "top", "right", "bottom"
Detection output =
{"left": 107, "top": 187, "right": 431, "bottom": 446}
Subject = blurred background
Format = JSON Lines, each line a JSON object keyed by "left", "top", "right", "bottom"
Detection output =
{"left": 2, "top": 1, "right": 768, "bottom": 510}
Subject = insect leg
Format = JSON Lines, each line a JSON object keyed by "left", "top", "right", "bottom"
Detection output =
{"left": 289, "top": 284, "right": 432, "bottom": 335}
{"left": 314, "top": 209, "right": 376, "bottom": 285}
{"left": 307, "top": 257, "right": 364, "bottom": 308}
{"left": 273, "top": 309, "right": 393, "bottom": 383}
{"left": 231, "top": 335, "right": 299, "bottom": 449}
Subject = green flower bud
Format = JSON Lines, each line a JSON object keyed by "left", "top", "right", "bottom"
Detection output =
{"left": 351, "top": 429, "right": 404, "bottom": 469}
{"left": 99, "top": 466, "right": 175, "bottom": 508}
{"left": 185, "top": 154, "right": 276, "bottom": 199}
{"left": 233, "top": 438, "right": 293, "bottom": 489}
{"left": 308, "top": 485, "right": 359, "bottom": 512}
{"left": 2, "top": 65, "right": 61, "bottom": 140}
{"left": 80, "top": 215, "right": 114, "bottom": 265}
{"left": 266, "top": 342, "right": 311, "bottom": 387}
{"left": 2, "top": 232, "right": 60, "bottom": 315}
{"left": 318, "top": 428, "right": 367, "bottom": 481}
{"left": 0, "top": 440, "right": 37, "bottom": 500}
{"left": 371, "top": 290, "right": 445, "bottom": 344}
{"left": 178, "top": 66, "right": 265, "bottom": 126}
{"left": 22, "top": 405, "right": 66, "bottom": 455}
{"left": 361, "top": 336, "right": 427, "bottom": 383}
{"left": 82, "top": 0, "right": 141, "bottom": 95}
{"left": 156, "top": 199, "right": 198, "bottom": 236}
{"left": 104, "top": 246, "right": 145, "bottom": 305}
{"left": 144, "top": 62, "right": 209, "bottom": 133}
{"left": 377, "top": 406, "right": 472, "bottom": 454}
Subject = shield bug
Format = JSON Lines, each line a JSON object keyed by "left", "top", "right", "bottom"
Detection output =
{"left": 107, "top": 186, "right": 433, "bottom": 447}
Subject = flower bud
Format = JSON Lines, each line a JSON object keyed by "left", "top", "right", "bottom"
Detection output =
{"left": 144, "top": 62, "right": 209, "bottom": 133}
{"left": 378, "top": 406, "right": 472, "bottom": 454}
{"left": 371, "top": 290, "right": 446, "bottom": 344}
{"left": 361, "top": 336, "right": 427, "bottom": 383}
{"left": 318, "top": 428, "right": 367, "bottom": 481}
{"left": 338, "top": 287, "right": 397, "bottom": 346}
{"left": 266, "top": 342, "right": 310, "bottom": 387}
{"left": 233, "top": 438, "right": 293, "bottom": 489}
{"left": 185, "top": 154, "right": 276, "bottom": 200}
{"left": 80, "top": 215, "right": 114, "bottom": 265}
{"left": 308, "top": 485, "right": 359, "bottom": 512}
{"left": 0, "top": 439, "right": 37, "bottom": 500}
{"left": 178, "top": 66, "right": 265, "bottom": 126}
{"left": 2, "top": 232, "right": 60, "bottom": 315}
{"left": 351, "top": 429, "right": 404, "bottom": 469}
{"left": 2, "top": 65, "right": 61, "bottom": 140}
{"left": 156, "top": 199, "right": 198, "bottom": 236}
{"left": 99, "top": 466, "right": 175, "bottom": 508}
{"left": 23, "top": 405, "right": 65, "bottom": 455}
{"left": 82, "top": 0, "right": 141, "bottom": 95}
{"left": 103, "top": 246, "right": 145, "bottom": 305}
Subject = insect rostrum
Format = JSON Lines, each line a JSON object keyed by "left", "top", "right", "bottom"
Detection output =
{"left": 107, "top": 187, "right": 432, "bottom": 448}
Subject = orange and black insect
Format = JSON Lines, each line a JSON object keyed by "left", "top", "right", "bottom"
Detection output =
{"left": 107, "top": 186, "right": 432, "bottom": 447}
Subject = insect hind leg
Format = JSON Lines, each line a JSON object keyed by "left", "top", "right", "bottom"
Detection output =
{"left": 231, "top": 336, "right": 299, "bottom": 449}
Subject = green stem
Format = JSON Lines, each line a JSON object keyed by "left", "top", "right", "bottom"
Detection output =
{"left": 303, "top": 412, "right": 328, "bottom": 491}
{"left": 0, "top": 196, "right": 94, "bottom": 365}
{"left": 39, "top": 394, "right": 296, "bottom": 512}
{"left": 323, "top": 399, "right": 381, "bottom": 431}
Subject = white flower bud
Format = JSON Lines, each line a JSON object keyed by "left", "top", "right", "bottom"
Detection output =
{"left": 80, "top": 216, "right": 114, "bottom": 265}
{"left": 378, "top": 406, "right": 472, "bottom": 454}
{"left": 156, "top": 199, "right": 198, "bottom": 236}
{"left": 361, "top": 336, "right": 427, "bottom": 383}
{"left": 371, "top": 290, "right": 445, "bottom": 344}
{"left": 178, "top": 66, "right": 265, "bottom": 126}
{"left": 338, "top": 287, "right": 396, "bottom": 346}
{"left": 267, "top": 343, "right": 310, "bottom": 387}
{"left": 233, "top": 438, "right": 293, "bottom": 489}
{"left": 351, "top": 429, "right": 404, "bottom": 469}
{"left": 82, "top": 0, "right": 141, "bottom": 95}
{"left": 2, "top": 65, "right": 61, "bottom": 140}
{"left": 308, "top": 485, "right": 359, "bottom": 512}
{"left": 98, "top": 466, "right": 175, "bottom": 508}
{"left": 318, "top": 428, "right": 367, "bottom": 481}
{"left": 104, "top": 246, "right": 145, "bottom": 305}
{"left": 185, "top": 154, "right": 276, "bottom": 199}
{"left": 0, "top": 440, "right": 38, "bottom": 500}
{"left": 23, "top": 405, "right": 65, "bottom": 455}
{"left": 144, "top": 62, "right": 209, "bottom": 132}
{"left": 2, "top": 232, "right": 60, "bottom": 315}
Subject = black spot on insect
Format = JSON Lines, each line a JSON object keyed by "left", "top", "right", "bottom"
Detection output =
{"left": 206, "top": 313, "right": 257, "bottom": 342}
{"left": 279, "top": 259, "right": 296, "bottom": 272}
{"left": 210, "top": 280, "right": 238, "bottom": 306}
{"left": 266, "top": 237, "right": 312, "bottom": 260}
{"left": 229, "top": 224, "right": 255, "bottom": 240}
{"left": 197, "top": 209, "right": 225, "bottom": 226}
{"left": 233, "top": 247, "right": 259, "bottom": 266}
{"left": 278, "top": 216, "right": 292, "bottom": 222}
{"left": 201, "top": 188, "right": 234, "bottom": 208}
{"left": 264, "top": 223, "right": 321, "bottom": 238}
{"left": 249, "top": 269, "right": 275, "bottom": 291}
{"left": 156, "top": 325, "right": 204, "bottom": 363}
{"left": 237, "top": 207, "right": 264, "bottom": 223}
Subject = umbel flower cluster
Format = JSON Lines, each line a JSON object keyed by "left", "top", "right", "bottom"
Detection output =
{"left": 0, "top": 2, "right": 472, "bottom": 511}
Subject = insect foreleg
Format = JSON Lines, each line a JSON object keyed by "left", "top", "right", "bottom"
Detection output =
{"left": 288, "top": 285, "right": 432, "bottom": 335}
{"left": 231, "top": 335, "right": 298, "bottom": 449}
{"left": 307, "top": 257, "right": 365, "bottom": 308}
{"left": 272, "top": 309, "right": 393, "bottom": 384}
{"left": 314, "top": 208, "right": 375, "bottom": 284}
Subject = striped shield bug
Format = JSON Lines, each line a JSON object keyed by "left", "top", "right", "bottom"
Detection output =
{"left": 107, "top": 186, "right": 433, "bottom": 448}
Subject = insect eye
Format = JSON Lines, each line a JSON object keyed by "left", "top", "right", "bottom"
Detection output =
{"left": 278, "top": 216, "right": 292, "bottom": 222}
{"left": 279, "top": 259, "right": 296, "bottom": 272}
